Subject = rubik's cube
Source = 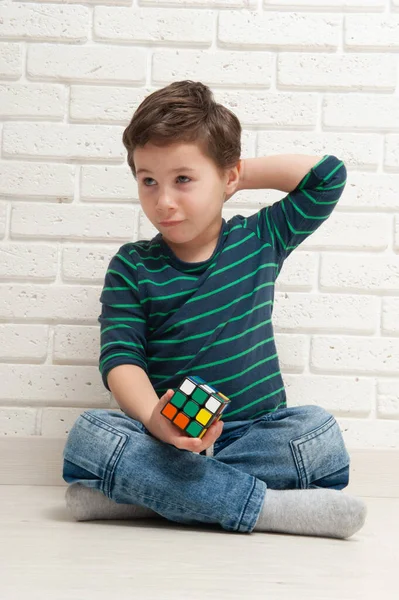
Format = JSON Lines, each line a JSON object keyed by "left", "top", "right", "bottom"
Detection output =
{"left": 161, "top": 375, "right": 230, "bottom": 439}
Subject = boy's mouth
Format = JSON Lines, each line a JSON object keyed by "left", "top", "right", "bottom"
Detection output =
{"left": 160, "top": 220, "right": 184, "bottom": 227}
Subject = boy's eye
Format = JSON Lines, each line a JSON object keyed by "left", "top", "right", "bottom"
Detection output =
{"left": 142, "top": 176, "right": 191, "bottom": 186}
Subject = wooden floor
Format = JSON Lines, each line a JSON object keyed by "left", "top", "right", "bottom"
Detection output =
{"left": 1, "top": 486, "right": 398, "bottom": 600}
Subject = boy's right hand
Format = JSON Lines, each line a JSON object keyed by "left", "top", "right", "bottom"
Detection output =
{"left": 145, "top": 389, "right": 224, "bottom": 454}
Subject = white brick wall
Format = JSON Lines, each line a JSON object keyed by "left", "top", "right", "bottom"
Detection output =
{"left": 1, "top": 0, "right": 398, "bottom": 452}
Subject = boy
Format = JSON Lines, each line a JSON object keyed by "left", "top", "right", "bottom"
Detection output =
{"left": 63, "top": 80, "right": 366, "bottom": 538}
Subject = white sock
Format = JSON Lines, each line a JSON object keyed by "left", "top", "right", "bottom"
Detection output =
{"left": 65, "top": 483, "right": 161, "bottom": 521}
{"left": 254, "top": 488, "right": 367, "bottom": 539}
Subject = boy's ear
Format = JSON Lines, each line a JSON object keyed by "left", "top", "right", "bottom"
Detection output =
{"left": 229, "top": 161, "right": 242, "bottom": 189}
{"left": 236, "top": 159, "right": 244, "bottom": 189}
{"left": 223, "top": 161, "right": 242, "bottom": 203}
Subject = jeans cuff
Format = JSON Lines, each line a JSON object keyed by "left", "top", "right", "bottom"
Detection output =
{"left": 237, "top": 477, "right": 267, "bottom": 533}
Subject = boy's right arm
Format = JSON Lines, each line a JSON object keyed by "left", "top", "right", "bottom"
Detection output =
{"left": 107, "top": 364, "right": 159, "bottom": 427}
{"left": 107, "top": 364, "right": 223, "bottom": 454}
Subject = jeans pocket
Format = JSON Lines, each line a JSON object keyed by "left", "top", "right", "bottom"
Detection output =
{"left": 290, "top": 416, "right": 350, "bottom": 489}
{"left": 63, "top": 411, "right": 128, "bottom": 497}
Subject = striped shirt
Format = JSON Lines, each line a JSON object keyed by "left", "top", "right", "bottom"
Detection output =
{"left": 98, "top": 154, "right": 347, "bottom": 422}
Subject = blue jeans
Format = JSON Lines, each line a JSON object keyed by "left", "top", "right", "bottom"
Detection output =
{"left": 62, "top": 405, "right": 350, "bottom": 533}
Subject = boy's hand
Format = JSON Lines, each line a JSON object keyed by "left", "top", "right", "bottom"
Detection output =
{"left": 145, "top": 389, "right": 224, "bottom": 454}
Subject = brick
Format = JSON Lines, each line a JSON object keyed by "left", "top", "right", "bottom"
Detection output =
{"left": 70, "top": 86, "right": 151, "bottom": 124}
{"left": 0, "top": 284, "right": 102, "bottom": 322}
{"left": 0, "top": 42, "right": 21, "bottom": 79}
{"left": 141, "top": 0, "right": 257, "bottom": 6}
{"left": 345, "top": 15, "right": 399, "bottom": 49}
{"left": 62, "top": 245, "right": 120, "bottom": 282}
{"left": 323, "top": 94, "right": 399, "bottom": 131}
{"left": 237, "top": 129, "right": 256, "bottom": 159}
{"left": 0, "top": 162, "right": 74, "bottom": 199}
{"left": 275, "top": 252, "right": 317, "bottom": 290}
{"left": 321, "top": 253, "right": 399, "bottom": 293}
{"left": 224, "top": 205, "right": 250, "bottom": 227}
{"left": 278, "top": 53, "right": 396, "bottom": 91}
{"left": 283, "top": 374, "right": 373, "bottom": 417}
{"left": 53, "top": 325, "right": 99, "bottom": 362}
{"left": 219, "top": 11, "right": 340, "bottom": 49}
{"left": 257, "top": 131, "right": 380, "bottom": 169}
{"left": 0, "top": 408, "right": 38, "bottom": 436}
{"left": 263, "top": 0, "right": 385, "bottom": 10}
{"left": 382, "top": 298, "right": 399, "bottom": 335}
{"left": 110, "top": 395, "right": 120, "bottom": 409}
{"left": 138, "top": 212, "right": 158, "bottom": 240}
{"left": 274, "top": 333, "right": 308, "bottom": 371}
{"left": 227, "top": 187, "right": 281, "bottom": 209}
{"left": 27, "top": 44, "right": 146, "bottom": 84}
{"left": 305, "top": 213, "right": 389, "bottom": 252}
{"left": 341, "top": 172, "right": 399, "bottom": 211}
{"left": 3, "top": 123, "right": 125, "bottom": 161}
{"left": 80, "top": 165, "right": 136, "bottom": 200}
{"left": 35, "top": 0, "right": 131, "bottom": 4}
{"left": 338, "top": 418, "right": 399, "bottom": 450}
{"left": 94, "top": 7, "right": 213, "bottom": 44}
{"left": 385, "top": 135, "right": 399, "bottom": 170}
{"left": 0, "top": 202, "right": 7, "bottom": 239}
{"left": 213, "top": 90, "right": 317, "bottom": 127}
{"left": 223, "top": 207, "right": 255, "bottom": 223}
{"left": 0, "top": 84, "right": 65, "bottom": 119}
{"left": 0, "top": 365, "right": 109, "bottom": 406}
{"left": 41, "top": 407, "right": 100, "bottom": 437}
{"left": 0, "top": 325, "right": 48, "bottom": 361}
{"left": 311, "top": 336, "right": 399, "bottom": 376}
{"left": 0, "top": 4, "right": 89, "bottom": 42}
{"left": 273, "top": 293, "right": 378, "bottom": 333}
{"left": 378, "top": 380, "right": 399, "bottom": 419}
{"left": 11, "top": 203, "right": 137, "bottom": 241}
{"left": 153, "top": 49, "right": 272, "bottom": 87}
{"left": 0, "top": 244, "right": 57, "bottom": 280}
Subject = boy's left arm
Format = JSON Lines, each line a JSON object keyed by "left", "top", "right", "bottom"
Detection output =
{"left": 232, "top": 153, "right": 347, "bottom": 263}
{"left": 237, "top": 154, "right": 325, "bottom": 194}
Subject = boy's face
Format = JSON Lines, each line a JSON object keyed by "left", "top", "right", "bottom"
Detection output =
{"left": 133, "top": 141, "right": 239, "bottom": 260}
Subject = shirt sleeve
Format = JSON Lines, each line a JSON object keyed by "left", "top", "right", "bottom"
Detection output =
{"left": 97, "top": 244, "right": 148, "bottom": 391}
{"left": 241, "top": 154, "right": 347, "bottom": 263}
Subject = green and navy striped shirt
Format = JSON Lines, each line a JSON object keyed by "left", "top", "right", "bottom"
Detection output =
{"left": 98, "top": 154, "right": 347, "bottom": 421}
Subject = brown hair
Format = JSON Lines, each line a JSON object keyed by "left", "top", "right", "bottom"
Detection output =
{"left": 122, "top": 80, "right": 241, "bottom": 179}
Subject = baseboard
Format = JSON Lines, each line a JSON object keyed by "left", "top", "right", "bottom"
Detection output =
{"left": 0, "top": 437, "right": 398, "bottom": 497}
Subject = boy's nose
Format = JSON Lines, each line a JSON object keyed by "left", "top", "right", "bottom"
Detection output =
{"left": 156, "top": 193, "right": 176, "bottom": 210}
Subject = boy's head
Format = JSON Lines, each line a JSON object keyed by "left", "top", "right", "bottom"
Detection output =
{"left": 122, "top": 81, "right": 242, "bottom": 258}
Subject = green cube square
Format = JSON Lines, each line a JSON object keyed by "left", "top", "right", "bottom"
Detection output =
{"left": 183, "top": 400, "right": 199, "bottom": 418}
{"left": 186, "top": 421, "right": 204, "bottom": 438}
{"left": 192, "top": 387, "right": 208, "bottom": 405}
{"left": 171, "top": 390, "right": 186, "bottom": 408}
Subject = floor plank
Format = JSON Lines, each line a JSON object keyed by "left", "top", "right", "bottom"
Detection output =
{"left": 0, "top": 486, "right": 398, "bottom": 600}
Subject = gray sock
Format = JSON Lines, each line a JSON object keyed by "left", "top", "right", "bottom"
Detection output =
{"left": 254, "top": 488, "right": 367, "bottom": 539}
{"left": 65, "top": 483, "right": 161, "bottom": 521}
